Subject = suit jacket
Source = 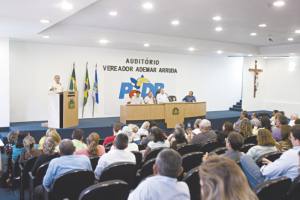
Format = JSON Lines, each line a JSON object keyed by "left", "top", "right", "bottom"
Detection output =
{"left": 191, "top": 130, "right": 217, "bottom": 147}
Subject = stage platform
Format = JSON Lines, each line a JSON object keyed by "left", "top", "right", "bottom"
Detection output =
{"left": 1, "top": 110, "right": 271, "bottom": 141}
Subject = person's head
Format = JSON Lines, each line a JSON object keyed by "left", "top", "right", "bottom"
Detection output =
{"left": 45, "top": 128, "right": 61, "bottom": 144}
{"left": 290, "top": 125, "right": 300, "bottom": 147}
{"left": 59, "top": 139, "right": 75, "bottom": 155}
{"left": 141, "top": 121, "right": 150, "bottom": 130}
{"left": 279, "top": 111, "right": 285, "bottom": 116}
{"left": 272, "top": 110, "right": 279, "bottom": 116}
{"left": 72, "top": 129, "right": 84, "bottom": 141}
{"left": 188, "top": 91, "right": 193, "bottom": 96}
{"left": 128, "top": 124, "right": 139, "bottom": 133}
{"left": 121, "top": 125, "right": 135, "bottom": 142}
{"left": 86, "top": 132, "right": 100, "bottom": 156}
{"left": 222, "top": 121, "right": 234, "bottom": 133}
{"left": 251, "top": 112, "right": 257, "bottom": 119}
{"left": 257, "top": 128, "right": 276, "bottom": 146}
{"left": 16, "top": 132, "right": 28, "bottom": 148}
{"left": 147, "top": 91, "right": 153, "bottom": 97}
{"left": 261, "top": 116, "right": 272, "bottom": 131}
{"left": 199, "top": 119, "right": 211, "bottom": 132}
{"left": 199, "top": 156, "right": 258, "bottom": 200}
{"left": 113, "top": 133, "right": 129, "bottom": 150}
{"left": 153, "top": 149, "right": 183, "bottom": 178}
{"left": 135, "top": 91, "right": 141, "bottom": 97}
{"left": 226, "top": 131, "right": 244, "bottom": 151}
{"left": 290, "top": 114, "right": 298, "bottom": 121}
{"left": 194, "top": 119, "right": 202, "bottom": 129}
{"left": 43, "top": 137, "right": 56, "bottom": 155}
{"left": 174, "top": 128, "right": 187, "bottom": 144}
{"left": 54, "top": 75, "right": 60, "bottom": 84}
{"left": 160, "top": 88, "right": 165, "bottom": 94}
{"left": 175, "top": 123, "right": 184, "bottom": 129}
{"left": 240, "top": 111, "right": 248, "bottom": 119}
{"left": 150, "top": 127, "right": 165, "bottom": 142}
{"left": 281, "top": 125, "right": 292, "bottom": 141}
{"left": 240, "top": 118, "right": 252, "bottom": 138}
{"left": 113, "top": 122, "right": 123, "bottom": 135}
{"left": 278, "top": 115, "right": 288, "bottom": 126}
{"left": 8, "top": 131, "right": 19, "bottom": 145}
{"left": 23, "top": 135, "right": 36, "bottom": 152}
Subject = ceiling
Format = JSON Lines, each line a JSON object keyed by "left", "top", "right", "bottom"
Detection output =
{"left": 1, "top": 0, "right": 300, "bottom": 56}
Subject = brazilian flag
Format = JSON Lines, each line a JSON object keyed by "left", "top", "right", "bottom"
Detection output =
{"left": 82, "top": 63, "right": 90, "bottom": 117}
{"left": 69, "top": 64, "right": 77, "bottom": 91}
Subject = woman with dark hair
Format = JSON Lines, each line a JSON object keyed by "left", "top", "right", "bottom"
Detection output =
{"left": 240, "top": 118, "right": 253, "bottom": 138}
{"left": 278, "top": 125, "right": 293, "bottom": 151}
{"left": 144, "top": 127, "right": 170, "bottom": 157}
{"left": 217, "top": 121, "right": 234, "bottom": 145}
{"left": 170, "top": 128, "right": 188, "bottom": 150}
{"left": 260, "top": 116, "right": 272, "bottom": 131}
{"left": 11, "top": 132, "right": 27, "bottom": 162}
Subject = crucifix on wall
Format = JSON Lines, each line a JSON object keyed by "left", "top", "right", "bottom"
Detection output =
{"left": 248, "top": 60, "right": 263, "bottom": 98}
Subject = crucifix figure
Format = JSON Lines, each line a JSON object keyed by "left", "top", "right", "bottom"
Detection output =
{"left": 248, "top": 60, "right": 263, "bottom": 98}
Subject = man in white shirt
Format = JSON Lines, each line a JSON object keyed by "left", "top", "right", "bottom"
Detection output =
{"left": 128, "top": 149, "right": 190, "bottom": 200}
{"left": 156, "top": 88, "right": 169, "bottom": 104}
{"left": 49, "top": 75, "right": 63, "bottom": 93}
{"left": 128, "top": 91, "right": 144, "bottom": 105}
{"left": 94, "top": 133, "right": 136, "bottom": 180}
{"left": 144, "top": 91, "right": 155, "bottom": 104}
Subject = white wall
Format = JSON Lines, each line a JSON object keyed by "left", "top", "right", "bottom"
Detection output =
{"left": 10, "top": 41, "right": 243, "bottom": 122}
{"left": 0, "top": 38, "right": 10, "bottom": 127}
{"left": 242, "top": 57, "right": 300, "bottom": 116}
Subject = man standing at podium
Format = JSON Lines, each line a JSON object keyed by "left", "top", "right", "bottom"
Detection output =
{"left": 49, "top": 75, "right": 63, "bottom": 93}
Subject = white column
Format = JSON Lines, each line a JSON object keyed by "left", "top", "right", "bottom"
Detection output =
{"left": 0, "top": 38, "right": 10, "bottom": 128}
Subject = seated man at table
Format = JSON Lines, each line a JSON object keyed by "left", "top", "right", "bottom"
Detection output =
{"left": 182, "top": 91, "right": 196, "bottom": 102}
{"left": 156, "top": 88, "right": 169, "bottom": 104}
{"left": 127, "top": 91, "right": 144, "bottom": 105}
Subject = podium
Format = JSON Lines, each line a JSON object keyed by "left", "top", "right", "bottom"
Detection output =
{"left": 48, "top": 91, "right": 79, "bottom": 129}
{"left": 120, "top": 102, "right": 206, "bottom": 128}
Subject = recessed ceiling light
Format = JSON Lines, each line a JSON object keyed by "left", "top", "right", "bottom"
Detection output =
{"left": 288, "top": 37, "right": 294, "bottom": 41}
{"left": 42, "top": 35, "right": 50, "bottom": 39}
{"left": 144, "top": 43, "right": 150, "bottom": 47}
{"left": 212, "top": 16, "right": 222, "bottom": 21}
{"left": 248, "top": 54, "right": 253, "bottom": 57}
{"left": 188, "top": 47, "right": 195, "bottom": 52}
{"left": 258, "top": 24, "right": 267, "bottom": 28}
{"left": 40, "top": 19, "right": 50, "bottom": 24}
{"left": 273, "top": 1, "right": 286, "bottom": 7}
{"left": 99, "top": 39, "right": 109, "bottom": 44}
{"left": 109, "top": 11, "right": 118, "bottom": 16}
{"left": 215, "top": 26, "right": 223, "bottom": 32}
{"left": 295, "top": 29, "right": 300, "bottom": 34}
{"left": 171, "top": 20, "right": 180, "bottom": 26}
{"left": 142, "top": 2, "right": 153, "bottom": 10}
{"left": 250, "top": 32, "right": 257, "bottom": 36}
{"left": 59, "top": 1, "right": 74, "bottom": 11}
{"left": 216, "top": 50, "right": 223, "bottom": 54}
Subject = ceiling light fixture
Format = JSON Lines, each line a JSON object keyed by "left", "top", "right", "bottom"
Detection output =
{"left": 212, "top": 16, "right": 222, "bottom": 21}
{"left": 215, "top": 26, "right": 223, "bottom": 32}
{"left": 295, "top": 29, "right": 300, "bottom": 34}
{"left": 109, "top": 11, "right": 118, "bottom": 16}
{"left": 288, "top": 37, "right": 294, "bottom": 41}
{"left": 144, "top": 43, "right": 150, "bottom": 47}
{"left": 142, "top": 2, "right": 153, "bottom": 10}
{"left": 250, "top": 32, "right": 257, "bottom": 36}
{"left": 188, "top": 47, "right": 195, "bottom": 52}
{"left": 273, "top": 1, "right": 286, "bottom": 7}
{"left": 99, "top": 39, "right": 109, "bottom": 44}
{"left": 248, "top": 54, "right": 253, "bottom": 57}
{"left": 258, "top": 24, "right": 267, "bottom": 28}
{"left": 42, "top": 35, "right": 50, "bottom": 39}
{"left": 60, "top": 1, "right": 74, "bottom": 11}
{"left": 171, "top": 20, "right": 180, "bottom": 26}
{"left": 217, "top": 50, "right": 223, "bottom": 54}
{"left": 40, "top": 19, "right": 50, "bottom": 24}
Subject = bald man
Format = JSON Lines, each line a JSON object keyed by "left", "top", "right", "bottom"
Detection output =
{"left": 49, "top": 75, "right": 63, "bottom": 93}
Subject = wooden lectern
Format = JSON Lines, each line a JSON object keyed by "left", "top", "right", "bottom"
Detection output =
{"left": 48, "top": 91, "right": 79, "bottom": 129}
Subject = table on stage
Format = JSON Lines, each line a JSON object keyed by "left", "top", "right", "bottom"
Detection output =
{"left": 120, "top": 102, "right": 206, "bottom": 128}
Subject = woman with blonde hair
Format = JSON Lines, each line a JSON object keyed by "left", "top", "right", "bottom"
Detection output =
{"left": 38, "top": 128, "right": 61, "bottom": 150}
{"left": 199, "top": 156, "right": 258, "bottom": 200}
{"left": 19, "top": 135, "right": 41, "bottom": 163}
{"left": 75, "top": 132, "right": 105, "bottom": 157}
{"left": 240, "top": 118, "right": 253, "bottom": 138}
{"left": 246, "top": 128, "right": 278, "bottom": 161}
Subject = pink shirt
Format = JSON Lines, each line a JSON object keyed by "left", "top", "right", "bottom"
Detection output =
{"left": 75, "top": 145, "right": 105, "bottom": 157}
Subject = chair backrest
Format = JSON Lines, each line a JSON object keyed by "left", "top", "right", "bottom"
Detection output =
{"left": 177, "top": 144, "right": 202, "bottom": 156}
{"left": 182, "top": 167, "right": 201, "bottom": 200}
{"left": 287, "top": 175, "right": 300, "bottom": 200}
{"left": 51, "top": 170, "right": 95, "bottom": 200}
{"left": 131, "top": 151, "right": 143, "bottom": 169}
{"left": 200, "top": 141, "right": 222, "bottom": 153}
{"left": 21, "top": 156, "right": 38, "bottom": 187}
{"left": 211, "top": 147, "right": 227, "bottom": 155}
{"left": 34, "top": 161, "right": 50, "bottom": 186}
{"left": 182, "top": 152, "right": 203, "bottom": 172}
{"left": 138, "top": 144, "right": 146, "bottom": 151}
{"left": 256, "top": 151, "right": 282, "bottom": 167}
{"left": 90, "top": 156, "right": 100, "bottom": 171}
{"left": 98, "top": 162, "right": 137, "bottom": 188}
{"left": 240, "top": 143, "right": 256, "bottom": 153}
{"left": 168, "top": 95, "right": 177, "bottom": 102}
{"left": 244, "top": 135, "right": 257, "bottom": 145}
{"left": 79, "top": 180, "right": 130, "bottom": 200}
{"left": 255, "top": 176, "right": 292, "bottom": 200}
{"left": 144, "top": 147, "right": 165, "bottom": 162}
{"left": 138, "top": 158, "right": 155, "bottom": 181}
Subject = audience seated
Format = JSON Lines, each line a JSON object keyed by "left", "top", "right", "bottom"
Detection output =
{"left": 128, "top": 149, "right": 190, "bottom": 200}
{"left": 72, "top": 129, "right": 88, "bottom": 151}
{"left": 190, "top": 119, "right": 217, "bottom": 147}
{"left": 199, "top": 156, "right": 258, "bottom": 200}
{"left": 135, "top": 121, "right": 150, "bottom": 142}
{"left": 115, "top": 125, "right": 139, "bottom": 152}
{"left": 75, "top": 132, "right": 105, "bottom": 157}
{"left": 246, "top": 128, "right": 278, "bottom": 161}
{"left": 240, "top": 118, "right": 253, "bottom": 138}
{"left": 289, "top": 113, "right": 298, "bottom": 126}
{"left": 272, "top": 114, "right": 288, "bottom": 141}
{"left": 278, "top": 125, "right": 293, "bottom": 152}
{"left": 103, "top": 122, "right": 123, "bottom": 146}
{"left": 222, "top": 131, "right": 244, "bottom": 162}
{"left": 9, "top": 131, "right": 26, "bottom": 162}
{"left": 170, "top": 128, "right": 188, "bottom": 150}
{"left": 38, "top": 128, "right": 61, "bottom": 150}
{"left": 270, "top": 110, "right": 279, "bottom": 126}
{"left": 260, "top": 116, "right": 272, "bottom": 131}
{"left": 19, "top": 135, "right": 41, "bottom": 163}
{"left": 94, "top": 134, "right": 136, "bottom": 180}
{"left": 144, "top": 127, "right": 170, "bottom": 157}
{"left": 234, "top": 110, "right": 249, "bottom": 132}
{"left": 192, "top": 118, "right": 201, "bottom": 135}
{"left": 217, "top": 121, "right": 234, "bottom": 145}
{"left": 251, "top": 112, "right": 262, "bottom": 128}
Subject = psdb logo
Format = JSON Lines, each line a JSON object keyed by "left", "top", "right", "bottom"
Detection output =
{"left": 119, "top": 75, "right": 164, "bottom": 99}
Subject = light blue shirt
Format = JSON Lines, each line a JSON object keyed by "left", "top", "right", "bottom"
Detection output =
{"left": 261, "top": 146, "right": 300, "bottom": 181}
{"left": 128, "top": 175, "right": 190, "bottom": 200}
{"left": 43, "top": 155, "right": 92, "bottom": 189}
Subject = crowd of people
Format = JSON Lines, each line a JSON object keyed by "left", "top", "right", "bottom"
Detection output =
{"left": 1, "top": 109, "right": 300, "bottom": 200}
